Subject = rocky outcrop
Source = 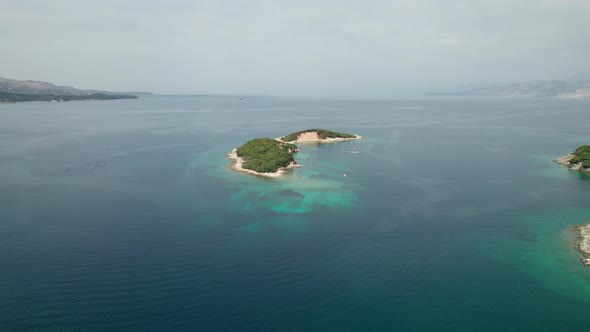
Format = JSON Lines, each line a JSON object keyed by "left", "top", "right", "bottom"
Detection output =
{"left": 574, "top": 224, "right": 590, "bottom": 266}
{"left": 554, "top": 154, "right": 588, "bottom": 172}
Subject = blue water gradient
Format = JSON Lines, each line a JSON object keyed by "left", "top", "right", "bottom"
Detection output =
{"left": 2, "top": 96, "right": 590, "bottom": 330}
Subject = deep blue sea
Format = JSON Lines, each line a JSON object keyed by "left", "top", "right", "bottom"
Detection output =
{"left": 3, "top": 96, "right": 590, "bottom": 330}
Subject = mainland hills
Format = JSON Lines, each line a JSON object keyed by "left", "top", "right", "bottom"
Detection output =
{"left": 0, "top": 76, "right": 150, "bottom": 103}
{"left": 426, "top": 79, "right": 590, "bottom": 99}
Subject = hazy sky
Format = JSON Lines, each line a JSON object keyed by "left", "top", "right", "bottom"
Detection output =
{"left": 1, "top": 0, "right": 590, "bottom": 97}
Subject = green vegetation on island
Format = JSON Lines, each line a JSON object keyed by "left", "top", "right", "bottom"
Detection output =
{"left": 570, "top": 146, "right": 590, "bottom": 168}
{"left": 281, "top": 129, "right": 357, "bottom": 142}
{"left": 229, "top": 129, "right": 362, "bottom": 176}
{"left": 0, "top": 92, "right": 138, "bottom": 103}
{"left": 555, "top": 145, "right": 590, "bottom": 171}
{"left": 236, "top": 138, "right": 298, "bottom": 173}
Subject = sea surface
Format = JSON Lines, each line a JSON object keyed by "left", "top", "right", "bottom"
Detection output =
{"left": 2, "top": 96, "right": 590, "bottom": 330}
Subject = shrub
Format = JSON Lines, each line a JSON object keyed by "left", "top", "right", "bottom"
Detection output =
{"left": 570, "top": 145, "right": 590, "bottom": 165}
{"left": 573, "top": 145, "right": 590, "bottom": 156}
{"left": 236, "top": 138, "right": 297, "bottom": 173}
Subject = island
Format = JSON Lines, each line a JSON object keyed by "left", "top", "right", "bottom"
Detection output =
{"left": 280, "top": 129, "right": 362, "bottom": 143}
{"left": 574, "top": 224, "right": 590, "bottom": 266}
{"left": 228, "top": 138, "right": 300, "bottom": 177}
{"left": 554, "top": 145, "right": 590, "bottom": 172}
{"left": 228, "top": 129, "right": 362, "bottom": 177}
{"left": 0, "top": 92, "right": 138, "bottom": 103}
{"left": 0, "top": 76, "right": 144, "bottom": 103}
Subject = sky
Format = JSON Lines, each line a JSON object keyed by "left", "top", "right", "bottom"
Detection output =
{"left": 1, "top": 0, "right": 590, "bottom": 97}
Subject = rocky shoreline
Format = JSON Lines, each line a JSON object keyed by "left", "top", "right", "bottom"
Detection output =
{"left": 555, "top": 154, "right": 583, "bottom": 171}
{"left": 574, "top": 224, "right": 590, "bottom": 266}
{"left": 554, "top": 154, "right": 590, "bottom": 172}
{"left": 227, "top": 148, "right": 301, "bottom": 178}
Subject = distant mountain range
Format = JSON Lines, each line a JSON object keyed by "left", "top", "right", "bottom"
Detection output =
{"left": 0, "top": 76, "right": 151, "bottom": 103}
{"left": 426, "top": 80, "right": 590, "bottom": 99}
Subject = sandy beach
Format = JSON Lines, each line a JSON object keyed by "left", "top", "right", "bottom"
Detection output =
{"left": 278, "top": 132, "right": 363, "bottom": 143}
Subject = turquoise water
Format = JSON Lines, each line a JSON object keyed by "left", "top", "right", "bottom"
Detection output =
{"left": 2, "top": 96, "right": 590, "bottom": 330}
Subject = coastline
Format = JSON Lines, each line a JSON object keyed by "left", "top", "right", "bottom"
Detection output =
{"left": 574, "top": 224, "right": 590, "bottom": 265}
{"left": 227, "top": 149, "right": 301, "bottom": 178}
{"left": 554, "top": 154, "right": 587, "bottom": 172}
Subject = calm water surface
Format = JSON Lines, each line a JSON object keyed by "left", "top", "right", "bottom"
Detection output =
{"left": 2, "top": 96, "right": 590, "bottom": 330}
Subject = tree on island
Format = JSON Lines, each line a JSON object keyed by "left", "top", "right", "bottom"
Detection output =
{"left": 570, "top": 145, "right": 590, "bottom": 168}
{"left": 236, "top": 138, "right": 298, "bottom": 173}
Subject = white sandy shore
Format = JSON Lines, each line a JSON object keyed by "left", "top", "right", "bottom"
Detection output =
{"left": 277, "top": 132, "right": 363, "bottom": 144}
{"left": 227, "top": 149, "right": 301, "bottom": 178}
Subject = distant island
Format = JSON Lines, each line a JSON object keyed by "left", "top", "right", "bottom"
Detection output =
{"left": 426, "top": 79, "right": 590, "bottom": 99}
{"left": 0, "top": 92, "right": 138, "bottom": 103}
{"left": 554, "top": 146, "right": 590, "bottom": 172}
{"left": 228, "top": 129, "right": 362, "bottom": 177}
{"left": 0, "top": 76, "right": 149, "bottom": 103}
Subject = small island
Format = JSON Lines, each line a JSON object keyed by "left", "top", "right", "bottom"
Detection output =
{"left": 228, "top": 138, "right": 300, "bottom": 177}
{"left": 280, "top": 129, "right": 362, "bottom": 143}
{"left": 228, "top": 129, "right": 362, "bottom": 177}
{"left": 555, "top": 145, "right": 590, "bottom": 172}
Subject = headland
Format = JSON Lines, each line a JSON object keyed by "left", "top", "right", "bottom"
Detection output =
{"left": 555, "top": 145, "right": 590, "bottom": 173}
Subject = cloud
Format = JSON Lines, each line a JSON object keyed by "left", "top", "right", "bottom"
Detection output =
{"left": 1, "top": 0, "right": 589, "bottom": 96}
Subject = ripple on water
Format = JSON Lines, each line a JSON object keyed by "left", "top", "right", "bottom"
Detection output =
{"left": 195, "top": 144, "right": 361, "bottom": 215}
{"left": 228, "top": 176, "right": 358, "bottom": 214}
{"left": 475, "top": 208, "right": 590, "bottom": 303}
